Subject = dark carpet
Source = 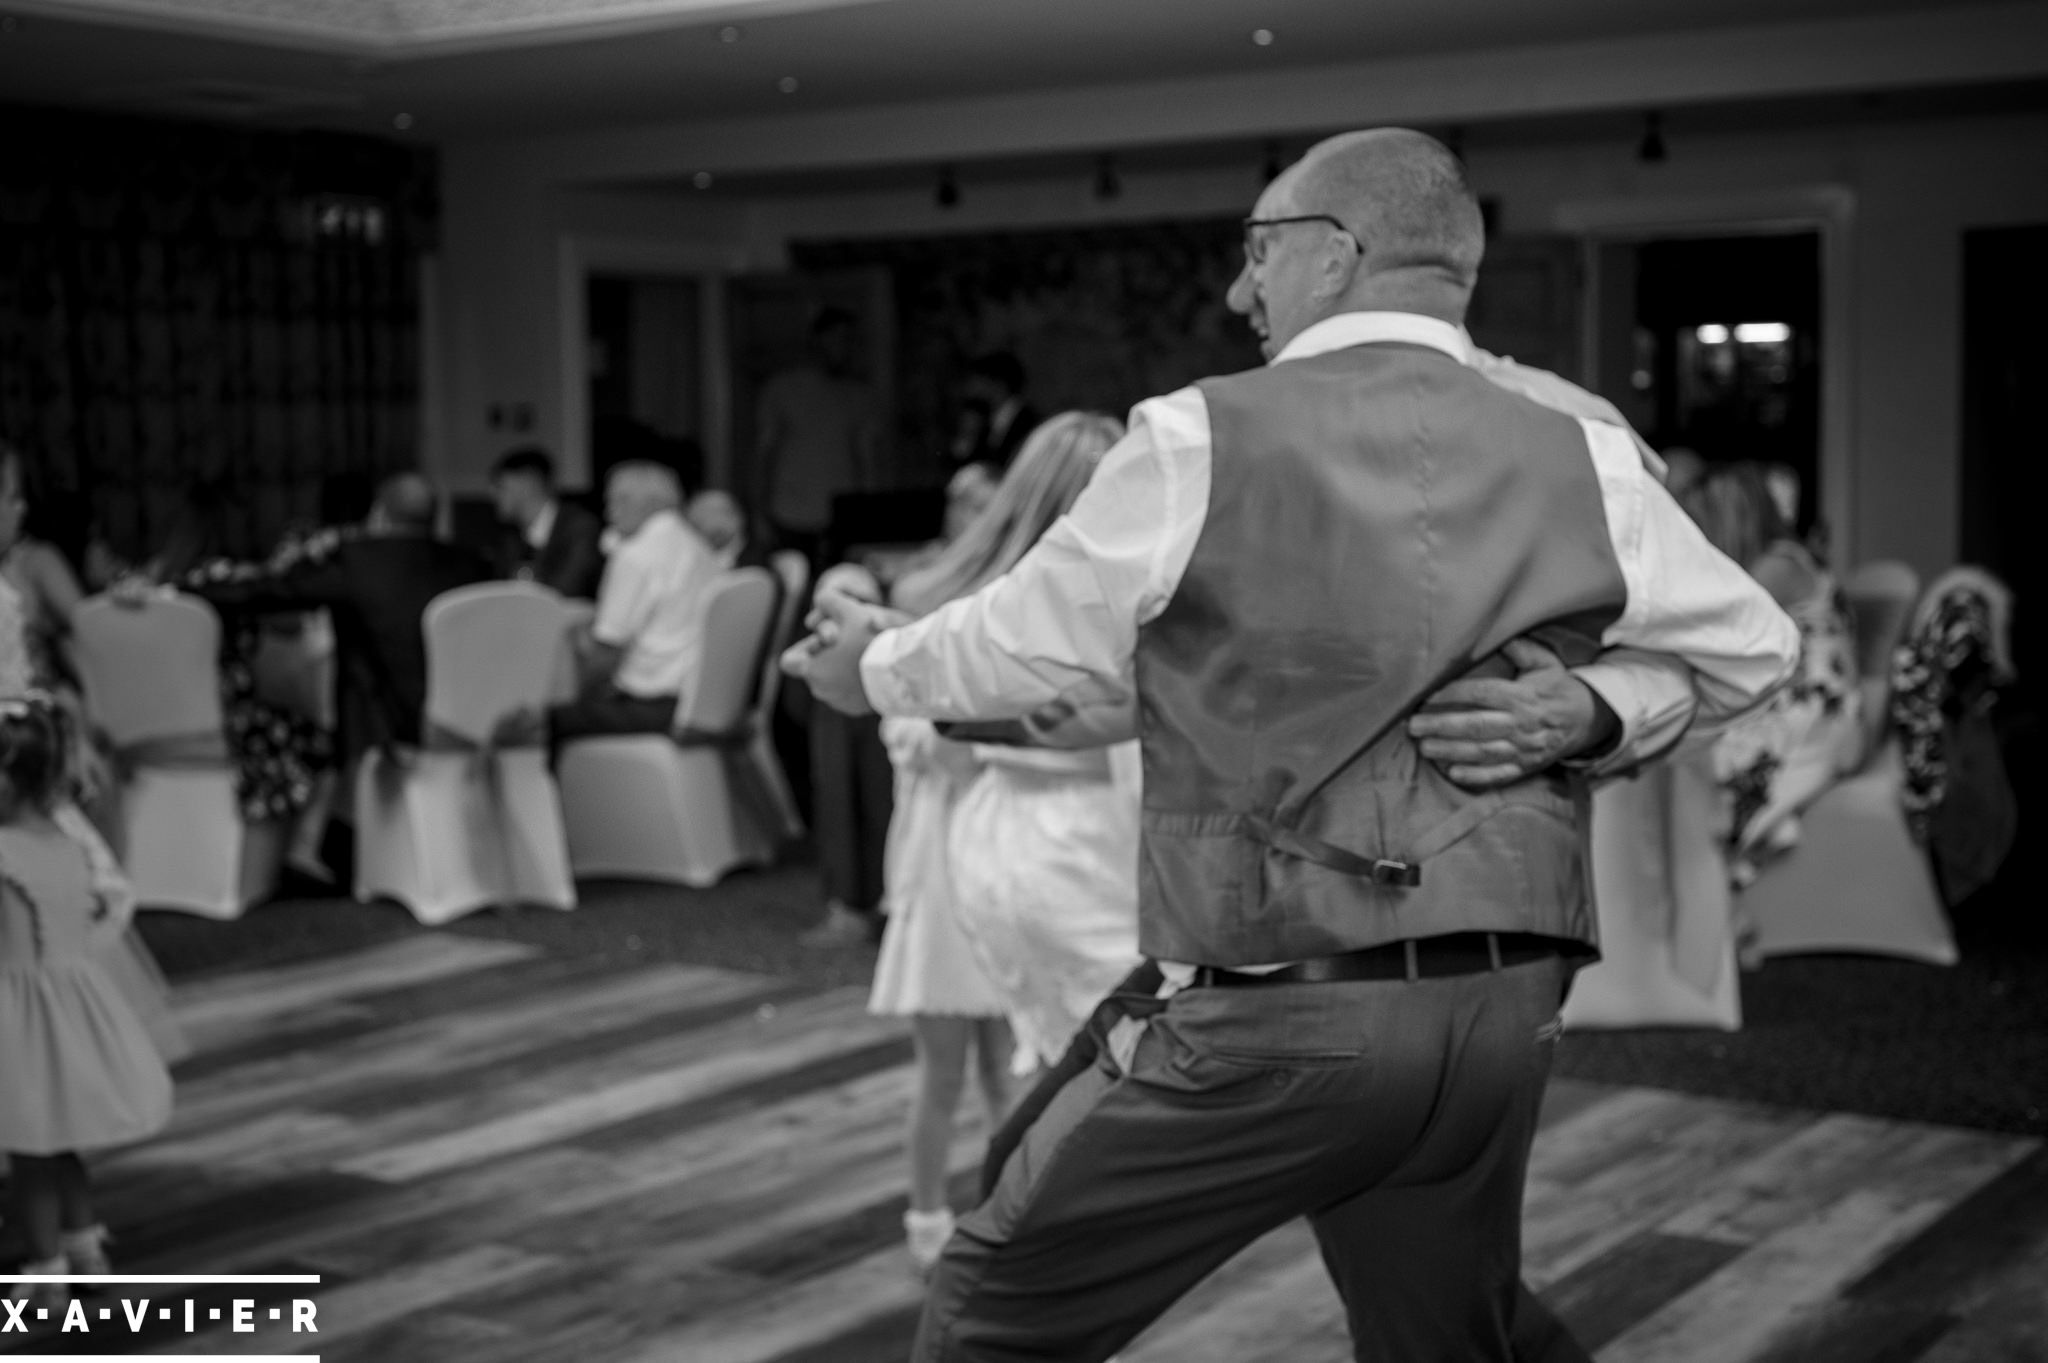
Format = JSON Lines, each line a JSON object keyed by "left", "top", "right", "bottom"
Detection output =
{"left": 137, "top": 848, "right": 2047, "bottom": 1140}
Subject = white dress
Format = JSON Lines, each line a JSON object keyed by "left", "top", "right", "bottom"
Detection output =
{"left": 867, "top": 718, "right": 1009, "bottom": 1018}
{"left": 948, "top": 741, "right": 1144, "bottom": 1071}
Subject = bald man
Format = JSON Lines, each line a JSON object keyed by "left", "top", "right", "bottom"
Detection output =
{"left": 189, "top": 472, "right": 494, "bottom": 769}
{"left": 794, "top": 129, "right": 1796, "bottom": 1361}
{"left": 549, "top": 460, "right": 720, "bottom": 745}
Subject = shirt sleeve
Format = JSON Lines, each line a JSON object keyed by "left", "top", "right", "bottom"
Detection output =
{"left": 1579, "top": 417, "right": 1802, "bottom": 735}
{"left": 591, "top": 548, "right": 653, "bottom": 648}
{"left": 1568, "top": 649, "right": 1699, "bottom": 777}
{"left": 859, "top": 387, "right": 1211, "bottom": 720}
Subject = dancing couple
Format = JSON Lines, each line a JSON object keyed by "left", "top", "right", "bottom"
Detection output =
{"left": 790, "top": 127, "right": 1798, "bottom": 1361}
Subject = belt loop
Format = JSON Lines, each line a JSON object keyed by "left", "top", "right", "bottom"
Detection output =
{"left": 1404, "top": 940, "right": 1420, "bottom": 982}
{"left": 1487, "top": 933, "right": 1503, "bottom": 972}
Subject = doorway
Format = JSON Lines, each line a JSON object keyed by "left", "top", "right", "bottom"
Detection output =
{"left": 585, "top": 273, "right": 708, "bottom": 499}
{"left": 1591, "top": 232, "right": 1823, "bottom": 530}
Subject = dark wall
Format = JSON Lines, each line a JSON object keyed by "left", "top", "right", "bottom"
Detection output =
{"left": 0, "top": 104, "right": 437, "bottom": 566}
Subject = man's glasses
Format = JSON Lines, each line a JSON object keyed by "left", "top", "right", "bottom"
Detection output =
{"left": 1241, "top": 214, "right": 1360, "bottom": 265}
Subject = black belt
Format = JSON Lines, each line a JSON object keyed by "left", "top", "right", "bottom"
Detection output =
{"left": 1190, "top": 933, "right": 1560, "bottom": 988}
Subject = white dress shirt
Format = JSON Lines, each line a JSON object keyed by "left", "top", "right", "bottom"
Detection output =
{"left": 593, "top": 508, "right": 721, "bottom": 702}
{"left": 863, "top": 313, "right": 1797, "bottom": 767}
{"left": 523, "top": 500, "right": 559, "bottom": 552}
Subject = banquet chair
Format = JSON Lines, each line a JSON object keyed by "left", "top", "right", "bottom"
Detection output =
{"left": 1841, "top": 559, "right": 1920, "bottom": 764}
{"left": 1738, "top": 741, "right": 1958, "bottom": 965}
{"left": 353, "top": 583, "right": 581, "bottom": 925}
{"left": 1737, "top": 560, "right": 1958, "bottom": 965}
{"left": 558, "top": 568, "right": 780, "bottom": 887}
{"left": 1563, "top": 759, "right": 1743, "bottom": 1031}
{"left": 738, "top": 549, "right": 811, "bottom": 844}
{"left": 70, "top": 594, "right": 284, "bottom": 919}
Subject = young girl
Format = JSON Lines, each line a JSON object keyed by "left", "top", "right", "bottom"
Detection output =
{"left": 1, "top": 693, "right": 174, "bottom": 1311}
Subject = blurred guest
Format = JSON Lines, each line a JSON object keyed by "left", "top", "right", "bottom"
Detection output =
{"left": 1680, "top": 462, "right": 1863, "bottom": 885}
{"left": 797, "top": 460, "right": 998, "bottom": 950}
{"left": 551, "top": 462, "right": 718, "bottom": 745}
{"left": 751, "top": 308, "right": 881, "bottom": 565}
{"left": 490, "top": 446, "right": 604, "bottom": 599}
{"left": 169, "top": 473, "right": 493, "bottom": 771}
{"left": 960, "top": 352, "right": 1038, "bottom": 470}
{"left": 1661, "top": 447, "right": 1707, "bottom": 498}
{"left": 686, "top": 488, "right": 777, "bottom": 573}
{"left": 0, "top": 449, "right": 86, "bottom": 690}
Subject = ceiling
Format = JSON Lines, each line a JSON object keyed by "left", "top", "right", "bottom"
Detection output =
{"left": 0, "top": 0, "right": 2012, "bottom": 139}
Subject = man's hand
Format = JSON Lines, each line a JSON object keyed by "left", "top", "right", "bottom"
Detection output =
{"left": 783, "top": 591, "right": 883, "bottom": 716}
{"left": 1408, "top": 639, "right": 1618, "bottom": 788}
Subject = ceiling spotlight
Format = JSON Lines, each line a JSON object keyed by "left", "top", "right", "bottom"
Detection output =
{"left": 1, "top": 15, "right": 19, "bottom": 33}
{"left": 718, "top": 24, "right": 742, "bottom": 42}
{"left": 392, "top": 112, "right": 414, "bottom": 131}
{"left": 1094, "top": 154, "right": 1121, "bottom": 201}
{"left": 692, "top": 171, "right": 714, "bottom": 190}
{"left": 1251, "top": 28, "right": 1275, "bottom": 46}
{"left": 777, "top": 75, "right": 799, "bottom": 94}
{"left": 936, "top": 165, "right": 960, "bottom": 209}
{"left": 1261, "top": 139, "right": 1283, "bottom": 184}
{"left": 1637, "top": 111, "right": 1667, "bottom": 164}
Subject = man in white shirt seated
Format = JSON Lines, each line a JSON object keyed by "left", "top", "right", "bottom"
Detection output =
{"left": 549, "top": 460, "right": 718, "bottom": 746}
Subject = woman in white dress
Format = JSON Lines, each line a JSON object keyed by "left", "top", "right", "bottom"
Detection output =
{"left": 933, "top": 416, "right": 1143, "bottom": 1074}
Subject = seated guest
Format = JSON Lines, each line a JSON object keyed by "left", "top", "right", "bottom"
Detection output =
{"left": 490, "top": 446, "right": 604, "bottom": 599}
{"left": 173, "top": 473, "right": 494, "bottom": 772}
{"left": 1679, "top": 462, "right": 1863, "bottom": 886}
{"left": 686, "top": 488, "right": 778, "bottom": 573}
{"left": 551, "top": 461, "right": 718, "bottom": 745}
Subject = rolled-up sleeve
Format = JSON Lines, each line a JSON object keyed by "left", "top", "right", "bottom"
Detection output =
{"left": 1579, "top": 418, "right": 1802, "bottom": 735}
{"left": 860, "top": 388, "right": 1210, "bottom": 721}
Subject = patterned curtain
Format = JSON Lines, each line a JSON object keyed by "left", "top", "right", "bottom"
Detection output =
{"left": 0, "top": 106, "right": 437, "bottom": 565}
{"left": 794, "top": 218, "right": 1262, "bottom": 487}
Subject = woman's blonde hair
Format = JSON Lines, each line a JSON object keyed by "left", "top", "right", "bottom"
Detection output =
{"left": 1677, "top": 461, "right": 1789, "bottom": 572}
{"left": 893, "top": 411, "right": 1124, "bottom": 618}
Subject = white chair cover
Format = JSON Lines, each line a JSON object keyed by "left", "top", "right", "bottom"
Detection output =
{"left": 559, "top": 569, "right": 781, "bottom": 887}
{"left": 742, "top": 550, "right": 810, "bottom": 842}
{"left": 1563, "top": 760, "right": 1743, "bottom": 1031}
{"left": 353, "top": 583, "right": 581, "bottom": 924}
{"left": 1739, "top": 742, "right": 1959, "bottom": 966}
{"left": 1842, "top": 560, "right": 1921, "bottom": 761}
{"left": 70, "top": 594, "right": 282, "bottom": 919}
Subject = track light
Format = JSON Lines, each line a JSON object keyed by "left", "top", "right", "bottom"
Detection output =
{"left": 935, "top": 165, "right": 960, "bottom": 209}
{"left": 1638, "top": 111, "right": 1667, "bottom": 164}
{"left": 1094, "top": 154, "right": 1121, "bottom": 201}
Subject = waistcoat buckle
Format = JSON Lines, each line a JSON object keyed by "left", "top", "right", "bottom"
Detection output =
{"left": 1371, "top": 858, "right": 1421, "bottom": 887}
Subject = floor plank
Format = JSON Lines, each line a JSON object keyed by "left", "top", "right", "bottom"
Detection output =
{"left": 8, "top": 935, "right": 2035, "bottom": 1363}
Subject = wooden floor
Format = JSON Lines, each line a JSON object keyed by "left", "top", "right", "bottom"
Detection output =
{"left": 11, "top": 933, "right": 2046, "bottom": 1361}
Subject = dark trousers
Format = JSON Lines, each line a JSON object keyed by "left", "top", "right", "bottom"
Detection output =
{"left": 547, "top": 688, "right": 676, "bottom": 756}
{"left": 924, "top": 955, "right": 1578, "bottom": 1362}
{"left": 807, "top": 702, "right": 892, "bottom": 913}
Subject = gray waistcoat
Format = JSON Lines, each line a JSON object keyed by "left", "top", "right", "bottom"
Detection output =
{"left": 1133, "top": 342, "right": 1628, "bottom": 966}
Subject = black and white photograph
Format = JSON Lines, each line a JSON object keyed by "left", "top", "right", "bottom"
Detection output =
{"left": 0, "top": 0, "right": 2043, "bottom": 1357}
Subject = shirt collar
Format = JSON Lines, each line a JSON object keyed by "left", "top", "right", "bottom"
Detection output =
{"left": 524, "top": 499, "right": 558, "bottom": 550}
{"left": 1271, "top": 312, "right": 1472, "bottom": 367}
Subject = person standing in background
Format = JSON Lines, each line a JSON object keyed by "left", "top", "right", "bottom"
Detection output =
{"left": 490, "top": 446, "right": 605, "bottom": 600}
{"left": 751, "top": 308, "right": 882, "bottom": 566}
{"left": 960, "top": 353, "right": 1039, "bottom": 471}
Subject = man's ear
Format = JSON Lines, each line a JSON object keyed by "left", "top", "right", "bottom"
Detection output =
{"left": 1312, "top": 240, "right": 1359, "bottom": 302}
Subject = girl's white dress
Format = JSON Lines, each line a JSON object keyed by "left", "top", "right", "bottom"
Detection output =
{"left": 867, "top": 718, "right": 1008, "bottom": 1018}
{"left": 948, "top": 741, "right": 1143, "bottom": 1071}
{"left": 0, "top": 821, "right": 174, "bottom": 1154}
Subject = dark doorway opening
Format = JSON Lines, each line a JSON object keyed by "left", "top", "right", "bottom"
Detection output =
{"left": 586, "top": 274, "right": 707, "bottom": 500}
{"left": 1594, "top": 232, "right": 1823, "bottom": 531}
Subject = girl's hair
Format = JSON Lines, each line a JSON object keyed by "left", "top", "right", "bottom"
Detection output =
{"left": 0, "top": 692, "right": 73, "bottom": 813}
{"left": 1676, "top": 461, "right": 1790, "bottom": 572}
{"left": 893, "top": 411, "right": 1125, "bottom": 618}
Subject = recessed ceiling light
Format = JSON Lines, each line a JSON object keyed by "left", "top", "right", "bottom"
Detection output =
{"left": 392, "top": 112, "right": 413, "bottom": 130}
{"left": 692, "top": 171, "right": 714, "bottom": 189}
{"left": 777, "top": 75, "right": 799, "bottom": 94}
{"left": 1252, "top": 28, "right": 1275, "bottom": 46}
{"left": 718, "top": 24, "right": 742, "bottom": 42}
